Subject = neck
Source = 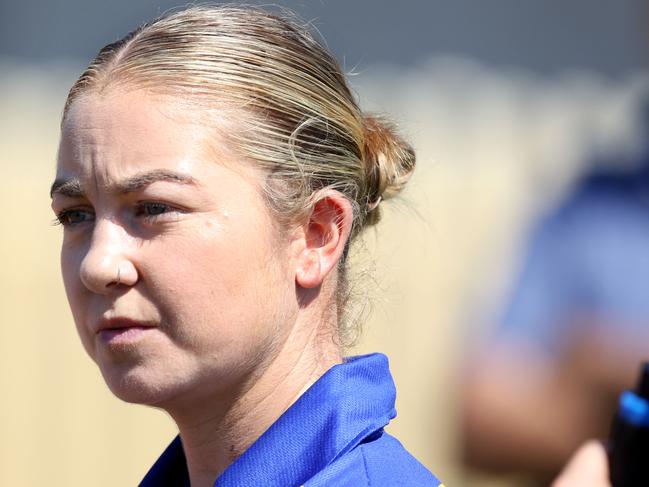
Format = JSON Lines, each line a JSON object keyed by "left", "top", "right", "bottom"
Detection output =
{"left": 166, "top": 306, "right": 342, "bottom": 487}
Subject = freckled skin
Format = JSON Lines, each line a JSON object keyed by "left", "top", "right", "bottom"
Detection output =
{"left": 53, "top": 90, "right": 299, "bottom": 410}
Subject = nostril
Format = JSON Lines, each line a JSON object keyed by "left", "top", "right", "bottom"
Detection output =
{"left": 112, "top": 265, "right": 122, "bottom": 287}
{"left": 106, "top": 263, "right": 126, "bottom": 288}
{"left": 106, "top": 260, "right": 138, "bottom": 289}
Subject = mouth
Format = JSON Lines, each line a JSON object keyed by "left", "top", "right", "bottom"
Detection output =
{"left": 96, "top": 317, "right": 157, "bottom": 345}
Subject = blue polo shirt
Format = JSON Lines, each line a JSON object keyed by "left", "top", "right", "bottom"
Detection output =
{"left": 140, "top": 353, "right": 442, "bottom": 486}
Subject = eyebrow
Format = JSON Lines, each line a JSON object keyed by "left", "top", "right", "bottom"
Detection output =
{"left": 50, "top": 178, "right": 83, "bottom": 198}
{"left": 50, "top": 169, "right": 198, "bottom": 198}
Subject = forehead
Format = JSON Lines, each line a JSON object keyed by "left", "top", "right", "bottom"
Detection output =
{"left": 57, "top": 89, "right": 247, "bottom": 186}
{"left": 59, "top": 91, "right": 194, "bottom": 171}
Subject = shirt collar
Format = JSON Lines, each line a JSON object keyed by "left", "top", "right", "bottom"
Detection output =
{"left": 140, "top": 353, "right": 397, "bottom": 487}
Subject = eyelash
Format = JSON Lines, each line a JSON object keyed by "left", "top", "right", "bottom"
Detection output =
{"left": 53, "top": 208, "right": 94, "bottom": 227}
{"left": 53, "top": 203, "right": 178, "bottom": 228}
{"left": 135, "top": 202, "right": 175, "bottom": 219}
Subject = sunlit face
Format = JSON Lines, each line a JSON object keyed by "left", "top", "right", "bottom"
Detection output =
{"left": 53, "top": 90, "right": 299, "bottom": 407}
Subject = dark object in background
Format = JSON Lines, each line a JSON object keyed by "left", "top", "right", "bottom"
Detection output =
{"left": 609, "top": 362, "right": 649, "bottom": 486}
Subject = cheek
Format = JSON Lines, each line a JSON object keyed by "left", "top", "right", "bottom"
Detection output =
{"left": 60, "top": 244, "right": 82, "bottom": 310}
{"left": 60, "top": 243, "right": 95, "bottom": 351}
{"left": 143, "top": 224, "right": 291, "bottom": 340}
{"left": 145, "top": 235, "right": 253, "bottom": 321}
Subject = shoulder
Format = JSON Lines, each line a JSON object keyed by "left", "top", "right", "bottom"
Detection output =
{"left": 304, "top": 430, "right": 442, "bottom": 487}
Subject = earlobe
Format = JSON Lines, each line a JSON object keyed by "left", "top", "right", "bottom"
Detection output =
{"left": 294, "top": 191, "right": 353, "bottom": 290}
{"left": 295, "top": 250, "right": 322, "bottom": 289}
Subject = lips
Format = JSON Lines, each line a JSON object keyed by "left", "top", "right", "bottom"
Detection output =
{"left": 95, "top": 317, "right": 157, "bottom": 345}
{"left": 95, "top": 317, "right": 157, "bottom": 335}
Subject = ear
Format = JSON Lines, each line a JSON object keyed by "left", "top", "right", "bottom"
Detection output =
{"left": 294, "top": 190, "right": 353, "bottom": 289}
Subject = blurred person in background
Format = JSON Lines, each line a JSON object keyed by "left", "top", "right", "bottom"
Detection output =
{"left": 460, "top": 106, "right": 649, "bottom": 484}
{"left": 552, "top": 441, "right": 610, "bottom": 487}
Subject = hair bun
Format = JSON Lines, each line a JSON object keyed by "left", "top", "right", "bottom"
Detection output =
{"left": 362, "top": 115, "right": 416, "bottom": 226}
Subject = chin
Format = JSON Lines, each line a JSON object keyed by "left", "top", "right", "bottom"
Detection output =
{"left": 99, "top": 363, "right": 182, "bottom": 406}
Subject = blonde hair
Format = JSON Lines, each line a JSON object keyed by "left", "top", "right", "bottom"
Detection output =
{"left": 63, "top": 5, "right": 415, "bottom": 340}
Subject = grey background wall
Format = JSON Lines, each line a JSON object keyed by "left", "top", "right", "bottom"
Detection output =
{"left": 2, "top": 0, "right": 648, "bottom": 75}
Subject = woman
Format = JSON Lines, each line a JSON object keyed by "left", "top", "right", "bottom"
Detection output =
{"left": 51, "top": 5, "right": 442, "bottom": 486}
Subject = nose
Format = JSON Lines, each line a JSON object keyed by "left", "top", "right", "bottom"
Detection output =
{"left": 79, "top": 219, "right": 138, "bottom": 294}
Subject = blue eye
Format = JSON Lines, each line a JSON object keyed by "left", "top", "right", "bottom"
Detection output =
{"left": 136, "top": 202, "right": 176, "bottom": 219}
{"left": 54, "top": 208, "right": 94, "bottom": 227}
